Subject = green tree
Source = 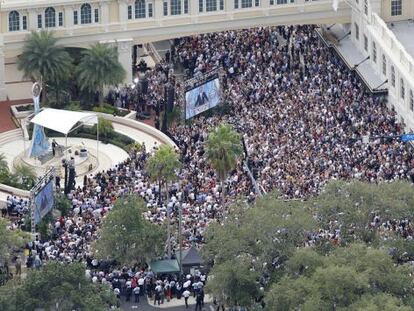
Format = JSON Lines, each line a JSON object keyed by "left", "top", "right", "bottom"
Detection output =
{"left": 205, "top": 123, "right": 242, "bottom": 199}
{"left": 0, "top": 262, "right": 117, "bottom": 311}
{"left": 0, "top": 153, "right": 9, "bottom": 183}
{"left": 17, "top": 30, "right": 72, "bottom": 104}
{"left": 206, "top": 258, "right": 260, "bottom": 308}
{"left": 265, "top": 244, "right": 414, "bottom": 311}
{"left": 92, "top": 195, "right": 165, "bottom": 265}
{"left": 145, "top": 144, "right": 181, "bottom": 257}
{"left": 0, "top": 217, "right": 29, "bottom": 264}
{"left": 76, "top": 43, "right": 125, "bottom": 107}
{"left": 13, "top": 164, "right": 37, "bottom": 190}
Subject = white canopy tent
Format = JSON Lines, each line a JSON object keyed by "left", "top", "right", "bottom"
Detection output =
{"left": 30, "top": 108, "right": 99, "bottom": 160}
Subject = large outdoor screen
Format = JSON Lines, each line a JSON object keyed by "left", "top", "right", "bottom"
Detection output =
{"left": 33, "top": 181, "right": 54, "bottom": 225}
{"left": 185, "top": 78, "right": 220, "bottom": 119}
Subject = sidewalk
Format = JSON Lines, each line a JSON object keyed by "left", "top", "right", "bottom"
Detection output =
{"left": 147, "top": 294, "right": 212, "bottom": 308}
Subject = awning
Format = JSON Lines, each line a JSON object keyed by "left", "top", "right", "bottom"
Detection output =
{"left": 178, "top": 247, "right": 204, "bottom": 266}
{"left": 30, "top": 108, "right": 98, "bottom": 135}
{"left": 149, "top": 259, "right": 180, "bottom": 275}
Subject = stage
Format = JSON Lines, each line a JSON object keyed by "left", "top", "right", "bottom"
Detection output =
{"left": 4, "top": 137, "right": 128, "bottom": 184}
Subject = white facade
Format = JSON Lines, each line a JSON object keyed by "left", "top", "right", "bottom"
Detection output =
{"left": 349, "top": 0, "right": 414, "bottom": 130}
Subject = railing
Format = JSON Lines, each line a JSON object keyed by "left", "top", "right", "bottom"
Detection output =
{"left": 371, "top": 13, "right": 414, "bottom": 80}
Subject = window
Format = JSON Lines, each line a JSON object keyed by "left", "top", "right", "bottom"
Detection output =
{"left": 58, "top": 12, "right": 63, "bottom": 26}
{"left": 382, "top": 55, "right": 387, "bottom": 75}
{"left": 128, "top": 5, "right": 133, "bottom": 19}
{"left": 255, "top": 0, "right": 260, "bottom": 6}
{"left": 9, "top": 11, "right": 20, "bottom": 32}
{"left": 171, "top": 0, "right": 182, "bottom": 15}
{"left": 184, "top": 0, "right": 189, "bottom": 13}
{"left": 220, "top": 0, "right": 224, "bottom": 10}
{"left": 37, "top": 14, "right": 42, "bottom": 28}
{"left": 199, "top": 0, "right": 203, "bottom": 12}
{"left": 363, "top": 35, "right": 368, "bottom": 51}
{"left": 135, "top": 0, "right": 146, "bottom": 18}
{"left": 401, "top": 78, "right": 405, "bottom": 100}
{"left": 74, "top": 10, "right": 78, "bottom": 25}
{"left": 391, "top": 0, "right": 402, "bottom": 16}
{"left": 354, "top": 22, "right": 359, "bottom": 40}
{"left": 410, "top": 90, "right": 413, "bottom": 111}
{"left": 163, "top": 1, "right": 168, "bottom": 15}
{"left": 45, "top": 7, "right": 56, "bottom": 28}
{"left": 234, "top": 0, "right": 239, "bottom": 9}
{"left": 22, "top": 16, "right": 27, "bottom": 30}
{"left": 80, "top": 4, "right": 92, "bottom": 24}
{"left": 206, "top": 0, "right": 217, "bottom": 11}
{"left": 372, "top": 42, "right": 377, "bottom": 63}
{"left": 391, "top": 66, "right": 395, "bottom": 87}
{"left": 364, "top": 0, "right": 368, "bottom": 15}
{"left": 241, "top": 0, "right": 252, "bottom": 8}
{"left": 94, "top": 8, "right": 99, "bottom": 22}
{"left": 148, "top": 3, "right": 153, "bottom": 17}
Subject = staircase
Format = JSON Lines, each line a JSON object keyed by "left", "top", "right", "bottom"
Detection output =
{"left": 0, "top": 128, "right": 23, "bottom": 146}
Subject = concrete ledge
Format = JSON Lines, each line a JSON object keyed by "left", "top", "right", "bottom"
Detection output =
{"left": 95, "top": 112, "right": 177, "bottom": 148}
{"left": 0, "top": 183, "right": 30, "bottom": 198}
{"left": 11, "top": 104, "right": 33, "bottom": 120}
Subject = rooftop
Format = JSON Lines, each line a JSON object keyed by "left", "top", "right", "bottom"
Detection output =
{"left": 389, "top": 20, "right": 414, "bottom": 61}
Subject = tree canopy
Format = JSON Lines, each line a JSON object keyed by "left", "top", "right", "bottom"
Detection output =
{"left": 76, "top": 43, "right": 125, "bottom": 106}
{"left": 205, "top": 123, "right": 243, "bottom": 183}
{"left": 17, "top": 30, "right": 72, "bottom": 101}
{"left": 202, "top": 180, "right": 414, "bottom": 310}
{"left": 0, "top": 262, "right": 117, "bottom": 311}
{"left": 92, "top": 195, "right": 165, "bottom": 265}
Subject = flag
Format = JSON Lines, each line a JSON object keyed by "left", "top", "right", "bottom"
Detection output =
{"left": 333, "top": 0, "right": 339, "bottom": 11}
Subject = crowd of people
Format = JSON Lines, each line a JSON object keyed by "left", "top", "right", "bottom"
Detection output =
{"left": 3, "top": 25, "right": 414, "bottom": 307}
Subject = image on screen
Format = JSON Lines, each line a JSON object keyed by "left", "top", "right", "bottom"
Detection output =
{"left": 33, "top": 181, "right": 54, "bottom": 225}
{"left": 185, "top": 78, "right": 220, "bottom": 119}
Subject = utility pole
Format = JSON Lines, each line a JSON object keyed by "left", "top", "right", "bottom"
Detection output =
{"left": 178, "top": 203, "right": 183, "bottom": 275}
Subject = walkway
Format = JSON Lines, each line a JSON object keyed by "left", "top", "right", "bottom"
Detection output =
{"left": 0, "top": 99, "right": 29, "bottom": 133}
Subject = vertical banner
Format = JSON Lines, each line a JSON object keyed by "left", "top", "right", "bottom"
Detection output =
{"left": 28, "top": 83, "right": 49, "bottom": 158}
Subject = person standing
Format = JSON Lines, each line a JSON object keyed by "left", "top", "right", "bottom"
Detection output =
{"left": 195, "top": 290, "right": 203, "bottom": 311}
{"left": 133, "top": 286, "right": 140, "bottom": 303}
{"left": 183, "top": 289, "right": 191, "bottom": 309}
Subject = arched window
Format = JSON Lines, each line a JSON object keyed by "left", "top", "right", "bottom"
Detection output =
{"left": 391, "top": 66, "right": 395, "bottom": 87}
{"left": 400, "top": 78, "right": 405, "bottom": 100}
{"left": 9, "top": 11, "right": 20, "bottom": 32}
{"left": 410, "top": 90, "right": 413, "bottom": 111}
{"left": 45, "top": 7, "right": 56, "bottom": 28}
{"left": 382, "top": 55, "right": 387, "bottom": 76}
{"left": 80, "top": 4, "right": 92, "bottom": 24}
{"left": 135, "top": 0, "right": 146, "bottom": 18}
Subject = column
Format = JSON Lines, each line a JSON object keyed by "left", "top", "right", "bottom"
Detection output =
{"left": 0, "top": 37, "right": 7, "bottom": 101}
{"left": 100, "top": 2, "right": 110, "bottom": 25}
{"left": 155, "top": 0, "right": 165, "bottom": 20}
{"left": 118, "top": 0, "right": 128, "bottom": 29}
{"left": 28, "top": 9, "right": 38, "bottom": 31}
{"left": 117, "top": 39, "right": 133, "bottom": 84}
{"left": 65, "top": 6, "right": 74, "bottom": 27}
{"left": 225, "top": 0, "right": 234, "bottom": 12}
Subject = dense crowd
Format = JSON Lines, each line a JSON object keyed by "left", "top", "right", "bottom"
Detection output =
{"left": 3, "top": 25, "right": 414, "bottom": 307}
{"left": 172, "top": 25, "right": 413, "bottom": 198}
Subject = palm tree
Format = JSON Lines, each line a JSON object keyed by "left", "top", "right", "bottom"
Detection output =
{"left": 205, "top": 123, "right": 243, "bottom": 200}
{"left": 17, "top": 30, "right": 72, "bottom": 104}
{"left": 76, "top": 43, "right": 126, "bottom": 107}
{"left": 146, "top": 145, "right": 181, "bottom": 257}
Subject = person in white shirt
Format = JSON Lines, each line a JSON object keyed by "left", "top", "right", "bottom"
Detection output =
{"left": 133, "top": 286, "right": 140, "bottom": 303}
{"left": 183, "top": 289, "right": 191, "bottom": 309}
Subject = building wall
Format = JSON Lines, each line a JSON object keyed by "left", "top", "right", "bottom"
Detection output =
{"left": 351, "top": 0, "right": 414, "bottom": 130}
{"left": 381, "top": 0, "right": 413, "bottom": 22}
